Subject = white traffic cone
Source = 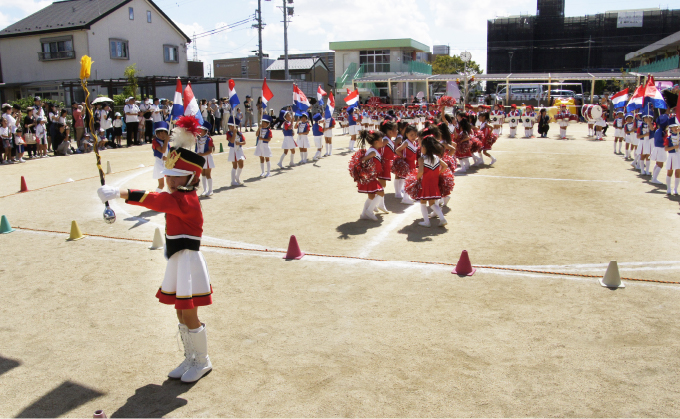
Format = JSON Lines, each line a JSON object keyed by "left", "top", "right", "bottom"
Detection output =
{"left": 106, "top": 161, "right": 112, "bottom": 174}
{"left": 150, "top": 227, "right": 164, "bottom": 250}
{"left": 599, "top": 261, "right": 625, "bottom": 288}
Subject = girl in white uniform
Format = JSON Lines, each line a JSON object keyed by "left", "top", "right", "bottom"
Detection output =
{"left": 196, "top": 121, "right": 215, "bottom": 195}
{"left": 638, "top": 114, "right": 653, "bottom": 175}
{"left": 295, "top": 113, "right": 311, "bottom": 164}
{"left": 613, "top": 110, "right": 625, "bottom": 154}
{"left": 278, "top": 112, "right": 296, "bottom": 168}
{"left": 151, "top": 121, "right": 170, "bottom": 192}
{"left": 226, "top": 116, "right": 246, "bottom": 185}
{"left": 311, "top": 113, "right": 324, "bottom": 160}
{"left": 323, "top": 113, "right": 335, "bottom": 156}
{"left": 625, "top": 114, "right": 637, "bottom": 162}
{"left": 255, "top": 115, "right": 273, "bottom": 177}
{"left": 665, "top": 118, "right": 680, "bottom": 195}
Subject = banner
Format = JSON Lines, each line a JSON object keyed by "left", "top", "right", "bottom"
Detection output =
{"left": 617, "top": 11, "right": 643, "bottom": 28}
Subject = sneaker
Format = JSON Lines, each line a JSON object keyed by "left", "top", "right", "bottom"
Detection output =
{"left": 418, "top": 220, "right": 431, "bottom": 227}
{"left": 19, "top": 158, "right": 25, "bottom": 163}
{"left": 265, "top": 172, "right": 272, "bottom": 177}
{"left": 277, "top": 162, "right": 283, "bottom": 169}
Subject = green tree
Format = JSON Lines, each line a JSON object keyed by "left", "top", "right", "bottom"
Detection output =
{"left": 431, "top": 55, "right": 483, "bottom": 75}
{"left": 123, "top": 64, "right": 140, "bottom": 99}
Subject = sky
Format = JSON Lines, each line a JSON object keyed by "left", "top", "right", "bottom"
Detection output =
{"left": 1, "top": 0, "right": 679, "bottom": 73}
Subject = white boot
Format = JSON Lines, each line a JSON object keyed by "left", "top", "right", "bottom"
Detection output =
{"left": 168, "top": 324, "right": 193, "bottom": 379}
{"left": 394, "top": 179, "right": 403, "bottom": 199}
{"left": 236, "top": 168, "right": 243, "bottom": 185}
{"left": 652, "top": 166, "right": 662, "bottom": 184}
{"left": 201, "top": 177, "right": 208, "bottom": 196}
{"left": 376, "top": 195, "right": 389, "bottom": 213}
{"left": 360, "top": 198, "right": 379, "bottom": 220}
{"left": 489, "top": 155, "right": 497, "bottom": 165}
{"left": 206, "top": 179, "right": 213, "bottom": 196}
{"left": 259, "top": 162, "right": 265, "bottom": 177}
{"left": 181, "top": 324, "right": 212, "bottom": 383}
{"left": 231, "top": 169, "right": 237, "bottom": 185}
{"left": 418, "top": 204, "right": 431, "bottom": 227}
{"left": 431, "top": 203, "right": 447, "bottom": 227}
{"left": 401, "top": 192, "right": 414, "bottom": 205}
{"left": 289, "top": 153, "right": 295, "bottom": 166}
{"left": 442, "top": 195, "right": 451, "bottom": 207}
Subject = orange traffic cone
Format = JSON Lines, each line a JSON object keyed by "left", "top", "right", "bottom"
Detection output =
{"left": 20, "top": 176, "right": 28, "bottom": 192}
{"left": 452, "top": 250, "right": 476, "bottom": 276}
{"left": 283, "top": 235, "right": 305, "bottom": 260}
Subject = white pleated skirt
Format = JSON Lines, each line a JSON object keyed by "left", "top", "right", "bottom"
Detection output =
{"left": 153, "top": 157, "right": 165, "bottom": 180}
{"left": 297, "top": 135, "right": 310, "bottom": 148}
{"left": 254, "top": 141, "right": 272, "bottom": 157}
{"left": 282, "top": 135, "right": 297, "bottom": 149}
{"left": 158, "top": 249, "right": 212, "bottom": 309}
{"left": 228, "top": 146, "right": 245, "bottom": 162}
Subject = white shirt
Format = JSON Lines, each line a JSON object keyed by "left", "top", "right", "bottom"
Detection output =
{"left": 113, "top": 119, "right": 123, "bottom": 128}
{"left": 150, "top": 104, "right": 162, "bottom": 123}
{"left": 100, "top": 110, "right": 112, "bottom": 130}
{"left": 33, "top": 106, "right": 45, "bottom": 121}
{"left": 3, "top": 113, "right": 16, "bottom": 133}
{"left": 124, "top": 104, "right": 140, "bottom": 123}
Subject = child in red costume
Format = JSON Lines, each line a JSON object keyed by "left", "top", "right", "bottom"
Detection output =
{"left": 97, "top": 116, "right": 213, "bottom": 384}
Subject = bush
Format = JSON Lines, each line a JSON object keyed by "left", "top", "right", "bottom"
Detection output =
{"left": 10, "top": 97, "right": 64, "bottom": 112}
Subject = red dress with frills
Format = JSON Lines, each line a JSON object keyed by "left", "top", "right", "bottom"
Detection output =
{"left": 455, "top": 133, "right": 473, "bottom": 158}
{"left": 418, "top": 156, "right": 442, "bottom": 200}
{"left": 358, "top": 147, "right": 383, "bottom": 194}
{"left": 403, "top": 139, "right": 419, "bottom": 171}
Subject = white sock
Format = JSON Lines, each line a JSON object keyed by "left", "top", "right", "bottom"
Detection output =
{"left": 367, "top": 197, "right": 379, "bottom": 213}
{"left": 362, "top": 198, "right": 371, "bottom": 215}
{"left": 420, "top": 203, "right": 429, "bottom": 221}
{"left": 202, "top": 176, "right": 207, "bottom": 191}
{"left": 236, "top": 167, "right": 242, "bottom": 182}
{"left": 379, "top": 195, "right": 387, "bottom": 210}
{"left": 667, "top": 176, "right": 672, "bottom": 192}
{"left": 266, "top": 161, "right": 271, "bottom": 173}
{"left": 675, "top": 177, "right": 680, "bottom": 192}
{"left": 279, "top": 154, "right": 285, "bottom": 165}
{"left": 618, "top": 142, "right": 623, "bottom": 152}
{"left": 646, "top": 159, "right": 651, "bottom": 173}
{"left": 329, "top": 144, "right": 332, "bottom": 154}
{"left": 432, "top": 203, "right": 446, "bottom": 222}
{"left": 231, "top": 168, "right": 236, "bottom": 183}
{"left": 349, "top": 140, "right": 355, "bottom": 150}
{"left": 290, "top": 153, "right": 295, "bottom": 164}
{"left": 207, "top": 178, "right": 213, "bottom": 192}
{"left": 394, "top": 179, "right": 402, "bottom": 197}
{"left": 653, "top": 165, "right": 661, "bottom": 181}
{"left": 626, "top": 149, "right": 629, "bottom": 158}
{"left": 614, "top": 141, "right": 617, "bottom": 152}
{"left": 260, "top": 162, "right": 264, "bottom": 173}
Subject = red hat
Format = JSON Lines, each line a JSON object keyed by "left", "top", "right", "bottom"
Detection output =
{"left": 511, "top": 104, "right": 517, "bottom": 108}
{"left": 164, "top": 116, "right": 205, "bottom": 183}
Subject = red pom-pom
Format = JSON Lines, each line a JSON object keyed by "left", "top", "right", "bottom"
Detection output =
{"left": 437, "top": 96, "right": 457, "bottom": 107}
{"left": 348, "top": 149, "right": 379, "bottom": 185}
{"left": 483, "top": 133, "right": 498, "bottom": 149}
{"left": 404, "top": 170, "right": 421, "bottom": 199}
{"left": 441, "top": 154, "right": 457, "bottom": 172}
{"left": 470, "top": 136, "right": 483, "bottom": 153}
{"left": 439, "top": 169, "right": 455, "bottom": 197}
{"left": 391, "top": 157, "right": 410, "bottom": 178}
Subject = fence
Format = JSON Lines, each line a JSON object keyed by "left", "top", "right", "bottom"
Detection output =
{"left": 628, "top": 55, "right": 679, "bottom": 74}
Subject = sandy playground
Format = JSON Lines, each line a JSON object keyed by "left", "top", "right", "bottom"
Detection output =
{"left": 2, "top": 122, "right": 680, "bottom": 417}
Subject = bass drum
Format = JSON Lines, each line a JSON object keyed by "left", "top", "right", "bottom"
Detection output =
{"left": 523, "top": 116, "right": 532, "bottom": 124}
{"left": 490, "top": 115, "right": 499, "bottom": 124}
{"left": 509, "top": 117, "right": 517, "bottom": 125}
{"left": 569, "top": 114, "right": 578, "bottom": 124}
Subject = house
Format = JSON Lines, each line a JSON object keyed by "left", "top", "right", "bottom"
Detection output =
{"left": 279, "top": 52, "right": 335, "bottom": 88}
{"left": 330, "top": 38, "right": 432, "bottom": 102}
{"left": 0, "top": 0, "right": 191, "bottom": 103}
{"left": 266, "top": 57, "right": 331, "bottom": 99}
{"left": 213, "top": 55, "right": 275, "bottom": 80}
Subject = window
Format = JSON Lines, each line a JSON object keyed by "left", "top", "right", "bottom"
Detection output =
{"left": 402, "top": 51, "right": 412, "bottom": 64}
{"left": 129, "top": 7, "right": 134, "bottom": 20}
{"left": 147, "top": 11, "right": 152, "bottom": 23}
{"left": 39, "top": 36, "right": 74, "bottom": 60}
{"left": 164, "top": 45, "right": 178, "bottom": 63}
{"left": 110, "top": 39, "right": 129, "bottom": 59}
{"left": 359, "top": 50, "right": 390, "bottom": 73}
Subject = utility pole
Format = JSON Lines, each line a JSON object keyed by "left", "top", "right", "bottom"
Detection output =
{"left": 254, "top": 0, "right": 265, "bottom": 79}
{"left": 586, "top": 36, "right": 594, "bottom": 70}
{"left": 283, "top": 0, "right": 290, "bottom": 80}
{"left": 508, "top": 51, "right": 514, "bottom": 73}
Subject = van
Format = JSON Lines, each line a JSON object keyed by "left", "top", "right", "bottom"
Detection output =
{"left": 495, "top": 84, "right": 543, "bottom": 107}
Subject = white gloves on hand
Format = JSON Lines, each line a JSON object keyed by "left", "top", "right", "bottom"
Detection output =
{"left": 97, "top": 185, "right": 120, "bottom": 203}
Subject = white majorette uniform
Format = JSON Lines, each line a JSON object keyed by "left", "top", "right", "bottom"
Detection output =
{"left": 627, "top": 119, "right": 638, "bottom": 146}
{"left": 255, "top": 126, "right": 273, "bottom": 158}
{"left": 613, "top": 117, "right": 625, "bottom": 138}
{"left": 312, "top": 116, "right": 324, "bottom": 149}
{"left": 297, "top": 121, "right": 311, "bottom": 148}
{"left": 347, "top": 107, "right": 359, "bottom": 136}
{"left": 226, "top": 130, "right": 245, "bottom": 162}
{"left": 557, "top": 110, "right": 570, "bottom": 139}
{"left": 638, "top": 121, "right": 652, "bottom": 155}
{"left": 523, "top": 109, "right": 536, "bottom": 138}
{"left": 666, "top": 131, "right": 680, "bottom": 170}
{"left": 197, "top": 134, "right": 216, "bottom": 168}
{"left": 324, "top": 116, "right": 334, "bottom": 138}
{"left": 508, "top": 108, "right": 521, "bottom": 138}
{"left": 281, "top": 120, "right": 297, "bottom": 149}
{"left": 152, "top": 123, "right": 170, "bottom": 179}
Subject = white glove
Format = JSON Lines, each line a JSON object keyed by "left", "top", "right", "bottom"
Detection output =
{"left": 97, "top": 185, "right": 120, "bottom": 203}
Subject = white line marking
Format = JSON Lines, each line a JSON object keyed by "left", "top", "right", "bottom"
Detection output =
{"left": 467, "top": 174, "right": 628, "bottom": 183}
{"left": 16, "top": 229, "right": 680, "bottom": 290}
{"left": 357, "top": 204, "right": 420, "bottom": 258}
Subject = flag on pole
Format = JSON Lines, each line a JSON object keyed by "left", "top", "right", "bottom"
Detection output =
{"left": 171, "top": 78, "right": 184, "bottom": 121}
{"left": 317, "top": 85, "right": 327, "bottom": 108}
{"left": 611, "top": 88, "right": 629, "bottom": 109}
{"left": 262, "top": 78, "right": 274, "bottom": 110}
{"left": 344, "top": 89, "right": 359, "bottom": 107}
{"left": 626, "top": 85, "right": 645, "bottom": 112}
{"left": 228, "top": 79, "right": 240, "bottom": 108}
{"left": 183, "top": 81, "right": 204, "bottom": 124}
{"left": 292, "top": 84, "right": 310, "bottom": 115}
{"left": 325, "top": 91, "right": 335, "bottom": 119}
{"left": 643, "top": 75, "right": 667, "bottom": 109}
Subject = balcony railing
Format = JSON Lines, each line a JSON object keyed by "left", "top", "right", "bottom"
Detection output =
{"left": 38, "top": 51, "right": 76, "bottom": 61}
{"left": 627, "top": 55, "right": 679, "bottom": 74}
{"left": 336, "top": 61, "right": 433, "bottom": 87}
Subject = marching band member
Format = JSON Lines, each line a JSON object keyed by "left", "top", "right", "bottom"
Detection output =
{"left": 196, "top": 121, "right": 216, "bottom": 195}
{"left": 651, "top": 113, "right": 669, "bottom": 184}
{"left": 277, "top": 112, "right": 297, "bottom": 168}
{"left": 508, "top": 104, "right": 521, "bottom": 138}
{"left": 624, "top": 113, "right": 636, "bottom": 160}
{"left": 523, "top": 105, "right": 536, "bottom": 138}
{"left": 97, "top": 115, "right": 213, "bottom": 384}
{"left": 594, "top": 105, "right": 607, "bottom": 141}
{"left": 312, "top": 113, "right": 324, "bottom": 160}
{"left": 395, "top": 125, "right": 419, "bottom": 204}
{"left": 323, "top": 112, "right": 335, "bottom": 156}
{"left": 557, "top": 104, "right": 570, "bottom": 139}
{"left": 255, "top": 114, "right": 273, "bottom": 177}
{"left": 151, "top": 121, "right": 170, "bottom": 192}
{"left": 295, "top": 113, "right": 311, "bottom": 164}
{"left": 613, "top": 110, "right": 625, "bottom": 154}
{"left": 357, "top": 130, "right": 386, "bottom": 221}
{"left": 226, "top": 116, "right": 246, "bottom": 186}
{"left": 347, "top": 106, "right": 358, "bottom": 152}
{"left": 378, "top": 119, "right": 398, "bottom": 212}
{"left": 637, "top": 112, "right": 654, "bottom": 175}
{"left": 416, "top": 135, "right": 449, "bottom": 228}
{"left": 665, "top": 117, "right": 680, "bottom": 195}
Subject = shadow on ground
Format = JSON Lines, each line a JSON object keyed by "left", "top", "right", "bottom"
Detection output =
{"left": 111, "top": 379, "right": 195, "bottom": 418}
{"left": 16, "top": 381, "right": 105, "bottom": 418}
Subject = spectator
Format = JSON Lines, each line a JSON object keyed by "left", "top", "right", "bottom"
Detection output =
{"left": 72, "top": 103, "right": 84, "bottom": 145}
{"left": 220, "top": 98, "right": 231, "bottom": 133}
{"left": 100, "top": 104, "right": 113, "bottom": 145}
{"left": 244, "top": 96, "right": 254, "bottom": 131}
{"left": 236, "top": 108, "right": 243, "bottom": 130}
{"left": 124, "top": 97, "right": 140, "bottom": 147}
{"left": 48, "top": 103, "right": 59, "bottom": 152}
{"left": 53, "top": 123, "right": 72, "bottom": 156}
{"left": 24, "top": 107, "right": 36, "bottom": 159}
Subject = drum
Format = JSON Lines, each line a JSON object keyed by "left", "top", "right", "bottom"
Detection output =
{"left": 510, "top": 117, "right": 517, "bottom": 125}
{"left": 490, "top": 115, "right": 499, "bottom": 124}
{"left": 569, "top": 114, "right": 578, "bottom": 124}
{"left": 582, "top": 104, "right": 603, "bottom": 122}
{"left": 523, "top": 116, "right": 532, "bottom": 124}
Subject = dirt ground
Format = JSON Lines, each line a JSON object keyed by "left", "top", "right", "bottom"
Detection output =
{"left": 2, "top": 122, "right": 680, "bottom": 417}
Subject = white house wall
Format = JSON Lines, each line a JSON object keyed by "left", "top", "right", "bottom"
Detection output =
{"left": 0, "top": 30, "right": 89, "bottom": 83}
{"left": 88, "top": 0, "right": 188, "bottom": 80}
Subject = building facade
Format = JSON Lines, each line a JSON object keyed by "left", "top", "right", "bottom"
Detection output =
{"left": 330, "top": 38, "right": 432, "bottom": 102}
{"left": 0, "top": 0, "right": 190, "bottom": 103}
{"left": 487, "top": 0, "right": 680, "bottom": 73}
{"left": 280, "top": 52, "right": 335, "bottom": 88}
{"left": 213, "top": 55, "right": 274, "bottom": 79}
{"left": 266, "top": 58, "right": 331, "bottom": 98}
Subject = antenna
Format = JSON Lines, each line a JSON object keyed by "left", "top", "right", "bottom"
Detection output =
{"left": 192, "top": 32, "right": 198, "bottom": 62}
